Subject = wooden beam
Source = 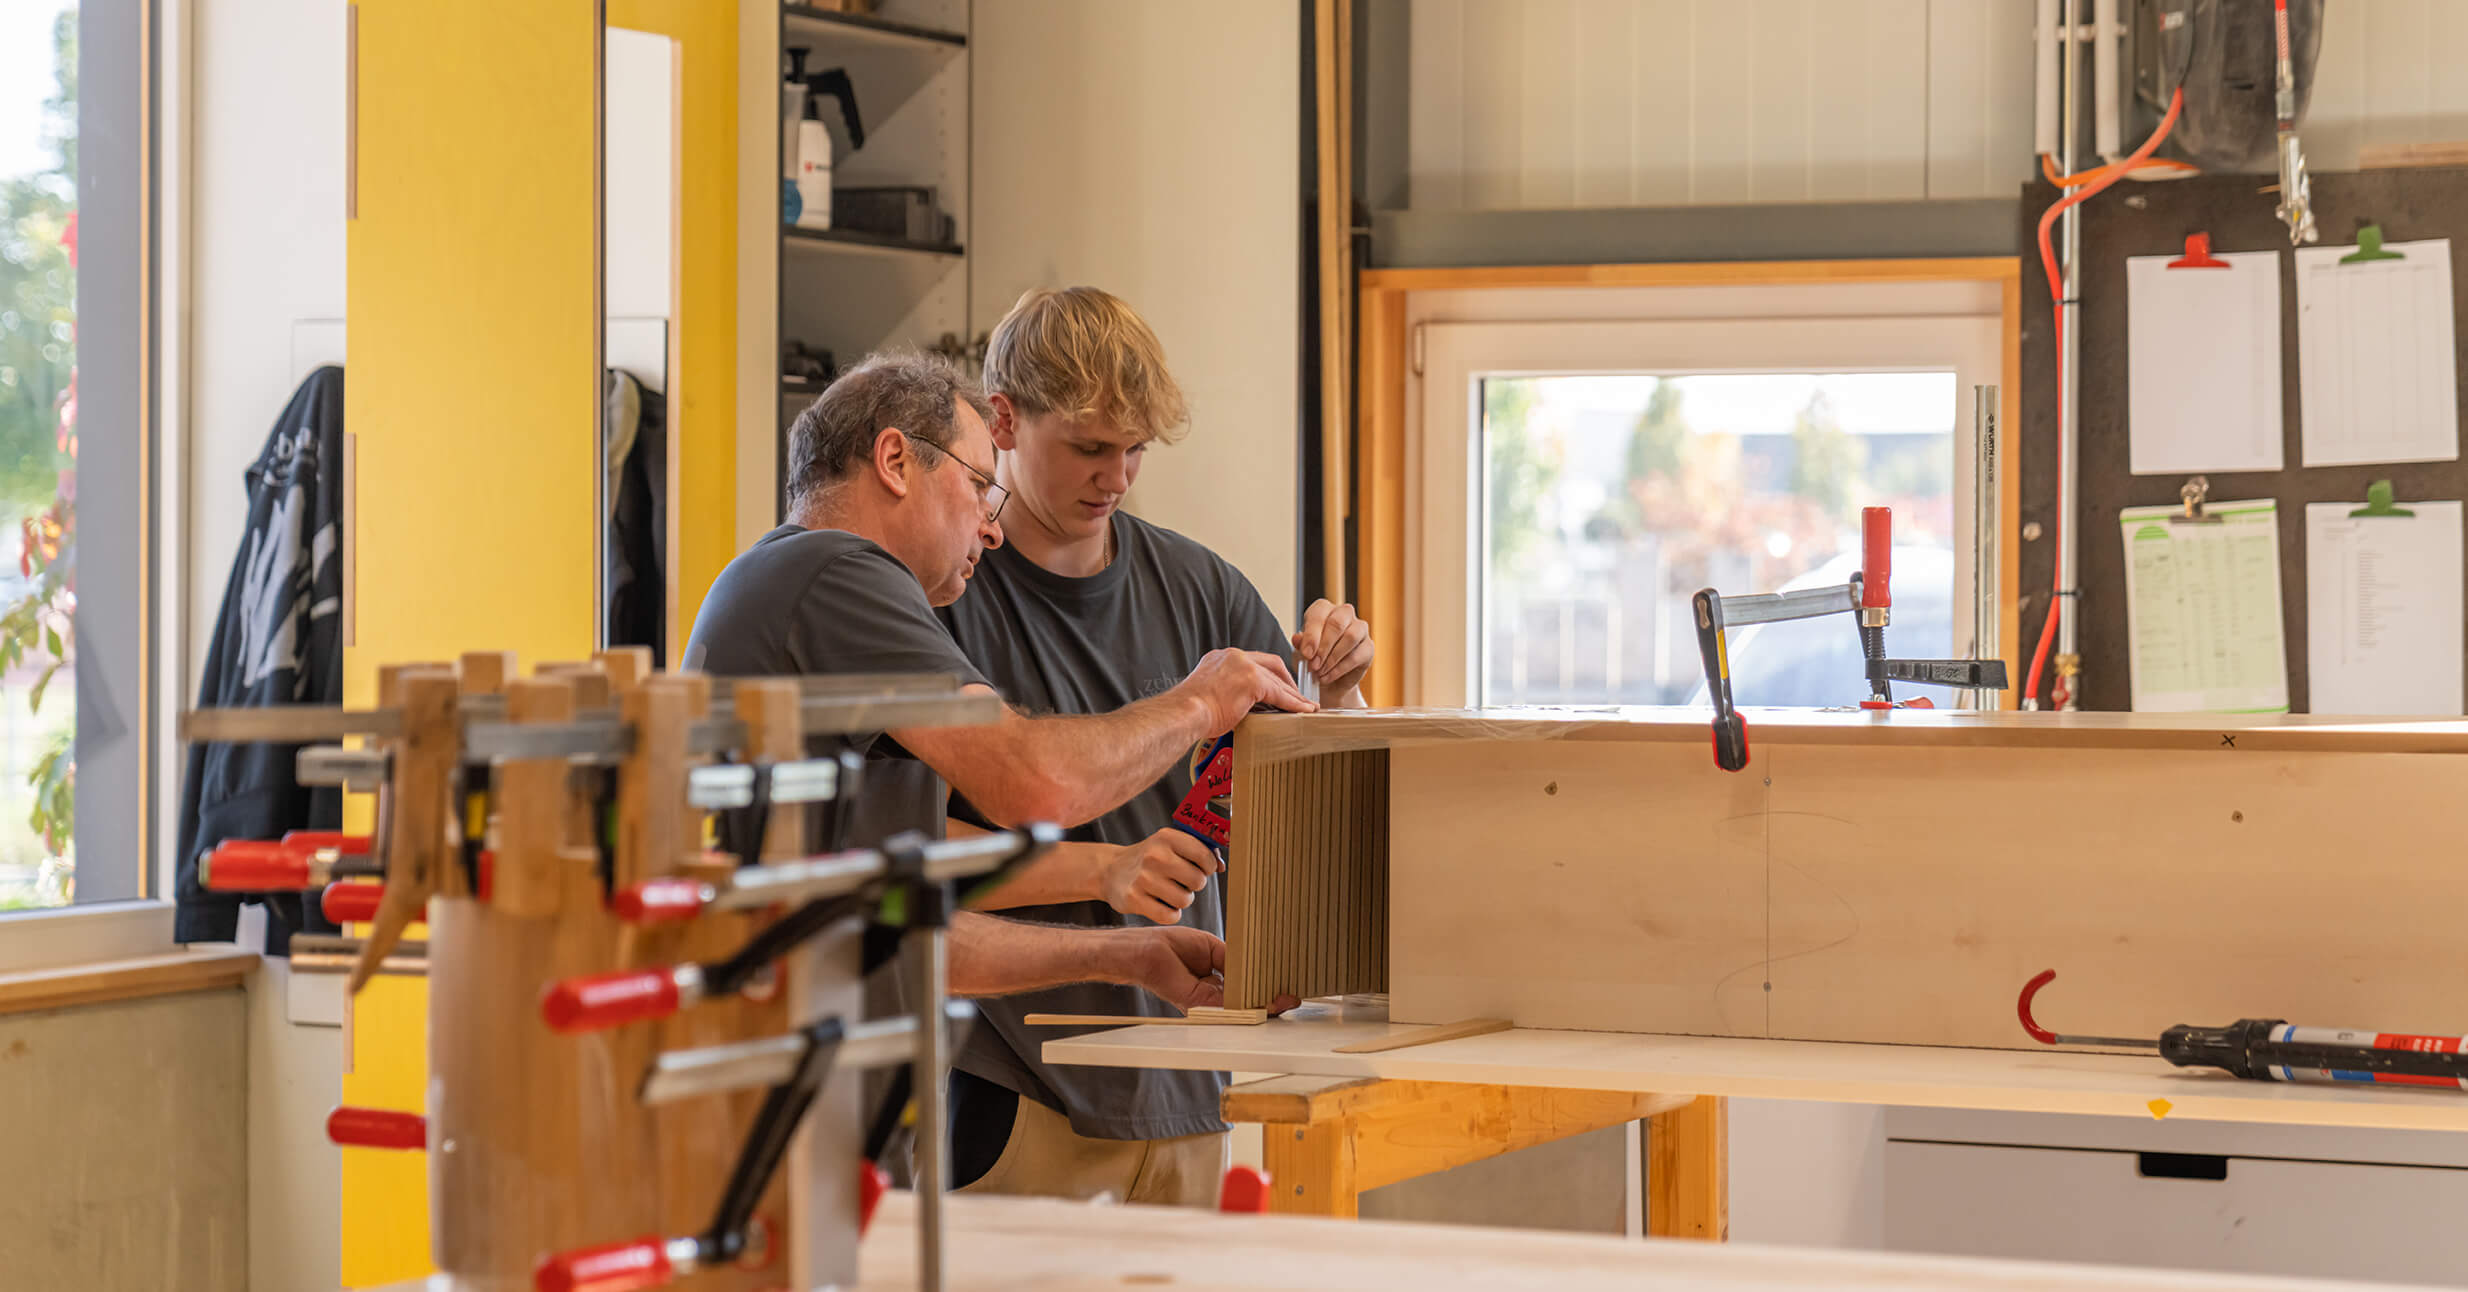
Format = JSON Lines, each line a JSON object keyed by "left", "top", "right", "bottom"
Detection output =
{"left": 1233, "top": 1076, "right": 1691, "bottom": 1218}
{"left": 1361, "top": 257, "right": 2020, "bottom": 293}
{"left": 1647, "top": 1097, "right": 1728, "bottom": 1241}
{"left": 1313, "top": 0, "right": 1354, "bottom": 604}
{"left": 1353, "top": 283, "right": 1407, "bottom": 708}
{"left": 0, "top": 949, "right": 257, "bottom": 1017}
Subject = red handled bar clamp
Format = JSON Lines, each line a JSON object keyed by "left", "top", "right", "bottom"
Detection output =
{"left": 200, "top": 831, "right": 375, "bottom": 891}
{"left": 327, "top": 1106, "right": 426, "bottom": 1151}
{"left": 1169, "top": 733, "right": 1233, "bottom": 851}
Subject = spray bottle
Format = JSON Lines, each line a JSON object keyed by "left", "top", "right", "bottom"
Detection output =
{"left": 782, "top": 48, "right": 812, "bottom": 225}
{"left": 794, "top": 69, "right": 865, "bottom": 232}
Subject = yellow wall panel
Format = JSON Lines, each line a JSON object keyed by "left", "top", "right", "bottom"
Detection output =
{"left": 608, "top": 0, "right": 741, "bottom": 639}
{"left": 342, "top": 1, "right": 599, "bottom": 1282}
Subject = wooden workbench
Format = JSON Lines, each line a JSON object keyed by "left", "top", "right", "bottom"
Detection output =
{"left": 1045, "top": 998, "right": 2468, "bottom": 1134}
{"left": 370, "top": 1190, "right": 2434, "bottom": 1289}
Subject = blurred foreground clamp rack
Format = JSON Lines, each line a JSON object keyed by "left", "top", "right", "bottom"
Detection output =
{"left": 182, "top": 650, "right": 1044, "bottom": 1292}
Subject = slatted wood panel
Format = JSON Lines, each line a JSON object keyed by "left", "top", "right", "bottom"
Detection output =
{"left": 1407, "top": 0, "right": 2006, "bottom": 209}
{"left": 1226, "top": 744, "right": 1391, "bottom": 1009}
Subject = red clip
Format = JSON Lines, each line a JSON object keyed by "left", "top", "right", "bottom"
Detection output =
{"left": 1218, "top": 1164, "right": 1272, "bottom": 1213}
{"left": 2167, "top": 232, "right": 2229, "bottom": 269}
{"left": 321, "top": 882, "right": 385, "bottom": 924}
{"left": 858, "top": 1161, "right": 890, "bottom": 1234}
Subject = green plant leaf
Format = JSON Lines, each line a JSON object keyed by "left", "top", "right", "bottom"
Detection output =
{"left": 29, "top": 661, "right": 56, "bottom": 713}
{"left": 43, "top": 625, "right": 60, "bottom": 657}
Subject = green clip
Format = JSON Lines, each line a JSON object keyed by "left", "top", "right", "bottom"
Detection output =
{"left": 2340, "top": 224, "right": 2405, "bottom": 265}
{"left": 2350, "top": 479, "right": 2415, "bottom": 518}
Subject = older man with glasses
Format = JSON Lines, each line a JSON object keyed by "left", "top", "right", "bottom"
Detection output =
{"left": 682, "top": 349, "right": 1313, "bottom": 1010}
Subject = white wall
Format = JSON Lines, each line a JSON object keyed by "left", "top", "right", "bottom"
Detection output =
{"left": 185, "top": 0, "right": 348, "bottom": 683}
{"left": 2306, "top": 0, "right": 2468, "bottom": 168}
{"left": 188, "top": 2, "right": 350, "bottom": 1287}
{"left": 970, "top": 1, "right": 1303, "bottom": 622}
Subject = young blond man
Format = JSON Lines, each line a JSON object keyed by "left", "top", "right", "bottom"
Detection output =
{"left": 935, "top": 287, "right": 1376, "bottom": 1206}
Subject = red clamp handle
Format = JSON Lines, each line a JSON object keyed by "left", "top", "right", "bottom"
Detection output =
{"left": 533, "top": 1236, "right": 673, "bottom": 1292}
{"left": 321, "top": 882, "right": 386, "bottom": 924}
{"left": 280, "top": 831, "right": 371, "bottom": 856}
{"left": 613, "top": 878, "right": 708, "bottom": 925}
{"left": 327, "top": 1106, "right": 426, "bottom": 1150}
{"left": 1218, "top": 1164, "right": 1272, "bottom": 1213}
{"left": 1860, "top": 507, "right": 1892, "bottom": 610}
{"left": 542, "top": 968, "right": 681, "bottom": 1034}
{"left": 202, "top": 839, "right": 312, "bottom": 891}
{"left": 859, "top": 1161, "right": 890, "bottom": 1234}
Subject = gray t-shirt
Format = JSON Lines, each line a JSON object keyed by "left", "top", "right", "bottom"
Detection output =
{"left": 681, "top": 525, "right": 989, "bottom": 843}
{"left": 936, "top": 511, "right": 1291, "bottom": 1140}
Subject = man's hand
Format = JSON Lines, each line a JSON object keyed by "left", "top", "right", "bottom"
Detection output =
{"left": 1175, "top": 648, "right": 1314, "bottom": 736}
{"left": 1100, "top": 828, "right": 1223, "bottom": 923}
{"left": 1293, "top": 599, "right": 1374, "bottom": 706}
{"left": 1118, "top": 925, "right": 1228, "bottom": 1012}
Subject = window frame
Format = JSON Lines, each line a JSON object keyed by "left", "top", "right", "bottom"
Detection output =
{"left": 1413, "top": 309, "right": 2003, "bottom": 709}
{"left": 0, "top": 0, "right": 182, "bottom": 968}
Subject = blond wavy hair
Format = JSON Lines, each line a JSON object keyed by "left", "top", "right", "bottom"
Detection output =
{"left": 982, "top": 287, "right": 1190, "bottom": 444}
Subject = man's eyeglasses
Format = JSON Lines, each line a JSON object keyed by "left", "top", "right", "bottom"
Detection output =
{"left": 902, "top": 430, "right": 1009, "bottom": 523}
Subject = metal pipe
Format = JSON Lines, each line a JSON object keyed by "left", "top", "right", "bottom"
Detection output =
{"left": 2093, "top": 0, "right": 2122, "bottom": 159}
{"left": 2056, "top": 0, "right": 2084, "bottom": 710}
{"left": 2034, "top": 0, "right": 2062, "bottom": 158}
{"left": 1971, "top": 385, "right": 2003, "bottom": 711}
{"left": 910, "top": 924, "right": 951, "bottom": 1292}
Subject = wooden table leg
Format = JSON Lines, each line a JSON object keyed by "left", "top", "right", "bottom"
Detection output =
{"left": 1646, "top": 1095, "right": 1728, "bottom": 1241}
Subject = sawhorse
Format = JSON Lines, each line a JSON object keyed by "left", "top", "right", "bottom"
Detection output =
{"left": 1223, "top": 1078, "right": 1727, "bottom": 1238}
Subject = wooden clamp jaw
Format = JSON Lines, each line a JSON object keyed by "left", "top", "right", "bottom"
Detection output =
{"left": 350, "top": 664, "right": 459, "bottom": 993}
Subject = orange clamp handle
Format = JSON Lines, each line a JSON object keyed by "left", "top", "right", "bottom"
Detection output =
{"left": 613, "top": 878, "right": 707, "bottom": 925}
{"left": 202, "top": 840, "right": 312, "bottom": 891}
{"left": 542, "top": 968, "right": 680, "bottom": 1034}
{"left": 321, "top": 882, "right": 386, "bottom": 924}
{"left": 1218, "top": 1164, "right": 1272, "bottom": 1213}
{"left": 327, "top": 1106, "right": 426, "bottom": 1150}
{"left": 1860, "top": 506, "right": 1892, "bottom": 610}
{"left": 533, "top": 1237, "right": 673, "bottom": 1292}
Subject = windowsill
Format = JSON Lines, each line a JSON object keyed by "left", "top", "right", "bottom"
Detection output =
{"left": 0, "top": 945, "right": 256, "bottom": 1017}
{"left": 0, "top": 898, "right": 179, "bottom": 974}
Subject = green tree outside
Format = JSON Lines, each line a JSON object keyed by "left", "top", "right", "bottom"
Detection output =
{"left": 1483, "top": 378, "right": 1562, "bottom": 573}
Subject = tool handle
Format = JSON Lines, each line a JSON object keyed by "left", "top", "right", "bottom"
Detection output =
{"left": 859, "top": 1160, "right": 890, "bottom": 1234}
{"left": 280, "top": 830, "right": 371, "bottom": 856}
{"left": 202, "top": 840, "right": 312, "bottom": 890}
{"left": 1861, "top": 507, "right": 1892, "bottom": 609}
{"left": 1219, "top": 1164, "right": 1273, "bottom": 1213}
{"left": 541, "top": 968, "right": 682, "bottom": 1034}
{"left": 2167, "top": 1019, "right": 2468, "bottom": 1085}
{"left": 613, "top": 878, "right": 708, "bottom": 925}
{"left": 532, "top": 1236, "right": 674, "bottom": 1292}
{"left": 321, "top": 882, "right": 386, "bottom": 924}
{"left": 326, "top": 1106, "right": 426, "bottom": 1150}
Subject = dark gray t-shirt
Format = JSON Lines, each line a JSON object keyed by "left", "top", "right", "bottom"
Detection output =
{"left": 681, "top": 525, "right": 989, "bottom": 842}
{"left": 936, "top": 511, "right": 1291, "bottom": 1140}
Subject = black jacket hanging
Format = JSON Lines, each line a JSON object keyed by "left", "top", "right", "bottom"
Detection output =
{"left": 174, "top": 365, "right": 346, "bottom": 950}
{"left": 606, "top": 370, "right": 667, "bottom": 665}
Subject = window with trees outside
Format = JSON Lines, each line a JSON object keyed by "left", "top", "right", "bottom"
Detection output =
{"left": 1, "top": 0, "right": 150, "bottom": 911}
{"left": 1480, "top": 372, "right": 1959, "bottom": 710}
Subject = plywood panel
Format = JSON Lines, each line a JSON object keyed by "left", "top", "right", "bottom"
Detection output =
{"left": 1386, "top": 734, "right": 2468, "bottom": 1048}
{"left": 0, "top": 992, "right": 248, "bottom": 1291}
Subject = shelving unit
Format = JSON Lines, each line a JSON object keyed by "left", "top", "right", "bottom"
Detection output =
{"left": 774, "top": 0, "right": 974, "bottom": 510}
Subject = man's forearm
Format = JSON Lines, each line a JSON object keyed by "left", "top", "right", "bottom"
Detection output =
{"left": 908, "top": 691, "right": 1208, "bottom": 828}
{"left": 951, "top": 819, "right": 1102, "bottom": 910}
{"left": 946, "top": 911, "right": 1134, "bottom": 997}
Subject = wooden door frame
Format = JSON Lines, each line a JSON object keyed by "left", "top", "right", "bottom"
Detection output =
{"left": 1348, "top": 259, "right": 2025, "bottom": 709}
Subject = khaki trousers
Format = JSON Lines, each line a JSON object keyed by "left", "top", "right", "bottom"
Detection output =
{"left": 955, "top": 1093, "right": 1228, "bottom": 1208}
